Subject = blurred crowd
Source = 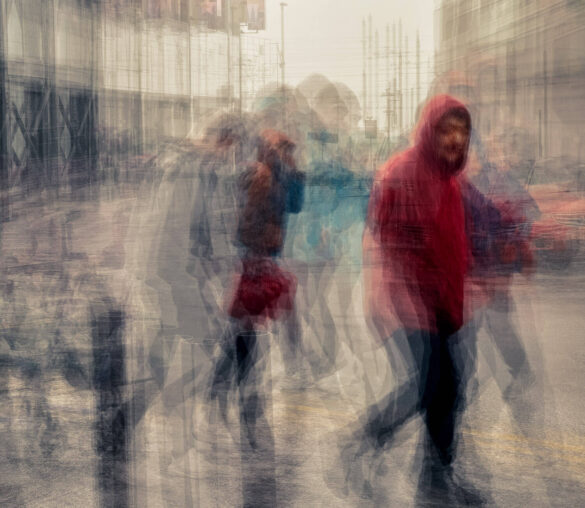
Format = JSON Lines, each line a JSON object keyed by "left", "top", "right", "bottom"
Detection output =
{"left": 128, "top": 67, "right": 555, "bottom": 506}
{"left": 1, "top": 67, "right": 577, "bottom": 506}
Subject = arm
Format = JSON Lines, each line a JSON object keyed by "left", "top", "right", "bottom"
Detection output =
{"left": 285, "top": 169, "right": 306, "bottom": 215}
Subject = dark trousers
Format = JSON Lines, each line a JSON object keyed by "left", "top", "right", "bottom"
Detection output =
{"left": 365, "top": 326, "right": 472, "bottom": 467}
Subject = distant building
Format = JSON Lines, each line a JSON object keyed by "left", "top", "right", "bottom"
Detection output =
{"left": 0, "top": 0, "right": 277, "bottom": 196}
{"left": 434, "top": 0, "right": 585, "bottom": 165}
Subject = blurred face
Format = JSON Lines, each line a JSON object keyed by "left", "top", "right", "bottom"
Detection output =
{"left": 434, "top": 112, "right": 470, "bottom": 172}
{"left": 320, "top": 99, "right": 349, "bottom": 132}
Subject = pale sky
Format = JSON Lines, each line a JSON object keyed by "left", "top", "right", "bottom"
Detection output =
{"left": 261, "top": 0, "right": 437, "bottom": 104}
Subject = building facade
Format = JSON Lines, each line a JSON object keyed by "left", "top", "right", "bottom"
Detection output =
{"left": 434, "top": 0, "right": 585, "bottom": 166}
{"left": 0, "top": 0, "right": 277, "bottom": 200}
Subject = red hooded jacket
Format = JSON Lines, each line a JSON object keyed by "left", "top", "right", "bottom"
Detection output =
{"left": 364, "top": 95, "right": 471, "bottom": 336}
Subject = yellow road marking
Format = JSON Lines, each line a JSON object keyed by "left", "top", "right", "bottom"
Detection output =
{"left": 272, "top": 400, "right": 585, "bottom": 468}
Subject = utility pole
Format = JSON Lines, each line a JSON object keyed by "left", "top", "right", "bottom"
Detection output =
{"left": 386, "top": 24, "right": 390, "bottom": 88}
{"left": 135, "top": 3, "right": 144, "bottom": 152}
{"left": 0, "top": 0, "right": 9, "bottom": 220}
{"left": 405, "top": 34, "right": 409, "bottom": 124}
{"left": 43, "top": 0, "right": 58, "bottom": 190}
{"left": 227, "top": 0, "right": 232, "bottom": 109}
{"left": 398, "top": 19, "right": 402, "bottom": 132}
{"left": 375, "top": 29, "right": 379, "bottom": 126}
{"left": 273, "top": 42, "right": 279, "bottom": 88}
{"left": 196, "top": 20, "right": 201, "bottom": 119}
{"left": 427, "top": 55, "right": 432, "bottom": 99}
{"left": 280, "top": 3, "right": 287, "bottom": 89}
{"left": 368, "top": 15, "right": 372, "bottom": 119}
{"left": 543, "top": 49, "right": 548, "bottom": 158}
{"left": 204, "top": 24, "right": 208, "bottom": 97}
{"left": 416, "top": 30, "right": 420, "bottom": 107}
{"left": 393, "top": 77, "right": 397, "bottom": 132}
{"left": 411, "top": 88, "right": 414, "bottom": 126}
{"left": 392, "top": 23, "right": 396, "bottom": 136}
{"left": 384, "top": 87, "right": 391, "bottom": 140}
{"left": 386, "top": 24, "right": 390, "bottom": 138}
{"left": 89, "top": 0, "right": 101, "bottom": 188}
{"left": 362, "top": 18, "right": 367, "bottom": 124}
{"left": 280, "top": 2, "right": 287, "bottom": 127}
{"left": 237, "top": 8, "right": 243, "bottom": 116}
{"left": 188, "top": 2, "right": 193, "bottom": 133}
{"left": 538, "top": 109, "right": 542, "bottom": 159}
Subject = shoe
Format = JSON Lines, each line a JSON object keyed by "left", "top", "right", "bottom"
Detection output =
{"left": 447, "top": 471, "right": 487, "bottom": 506}
{"left": 416, "top": 465, "right": 453, "bottom": 506}
{"left": 503, "top": 366, "right": 536, "bottom": 403}
{"left": 336, "top": 428, "right": 389, "bottom": 500}
{"left": 417, "top": 465, "right": 487, "bottom": 507}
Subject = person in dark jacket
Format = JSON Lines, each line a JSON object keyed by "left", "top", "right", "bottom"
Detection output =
{"left": 429, "top": 70, "right": 539, "bottom": 402}
{"left": 209, "top": 128, "right": 305, "bottom": 438}
{"left": 205, "top": 128, "right": 306, "bottom": 507}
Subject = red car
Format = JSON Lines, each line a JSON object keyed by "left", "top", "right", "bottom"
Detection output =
{"left": 528, "top": 161, "right": 585, "bottom": 270}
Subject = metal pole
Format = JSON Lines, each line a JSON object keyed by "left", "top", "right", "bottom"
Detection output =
{"left": 362, "top": 18, "right": 366, "bottom": 124}
{"left": 416, "top": 30, "right": 420, "bottom": 107}
{"left": 89, "top": 1, "right": 100, "bottom": 189}
{"left": 375, "top": 29, "right": 379, "bottom": 126}
{"left": 227, "top": 0, "right": 232, "bottom": 109}
{"left": 368, "top": 15, "right": 372, "bottom": 119}
{"left": 0, "top": 0, "right": 9, "bottom": 220}
{"left": 134, "top": 5, "right": 143, "bottom": 153}
{"left": 538, "top": 109, "right": 542, "bottom": 159}
{"left": 42, "top": 0, "right": 58, "bottom": 191}
{"left": 386, "top": 24, "right": 390, "bottom": 89}
{"left": 543, "top": 49, "right": 548, "bottom": 158}
{"left": 204, "top": 26, "right": 208, "bottom": 97}
{"left": 238, "top": 24, "right": 243, "bottom": 115}
{"left": 386, "top": 87, "right": 391, "bottom": 140}
{"left": 386, "top": 24, "right": 390, "bottom": 139}
{"left": 280, "top": 3, "right": 287, "bottom": 88}
{"left": 411, "top": 88, "right": 414, "bottom": 126}
{"left": 393, "top": 76, "right": 397, "bottom": 133}
{"left": 188, "top": 3, "right": 193, "bottom": 133}
{"left": 398, "top": 20, "right": 402, "bottom": 132}
{"left": 280, "top": 3, "right": 287, "bottom": 127}
{"left": 404, "top": 34, "right": 409, "bottom": 125}
{"left": 274, "top": 43, "right": 279, "bottom": 88}
{"left": 392, "top": 23, "right": 396, "bottom": 136}
{"left": 197, "top": 23, "right": 201, "bottom": 118}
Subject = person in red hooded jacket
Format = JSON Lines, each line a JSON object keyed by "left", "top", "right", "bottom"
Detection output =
{"left": 365, "top": 95, "right": 470, "bottom": 336}
{"left": 349, "top": 95, "right": 486, "bottom": 504}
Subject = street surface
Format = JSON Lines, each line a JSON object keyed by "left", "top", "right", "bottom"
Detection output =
{"left": 1, "top": 185, "right": 584, "bottom": 507}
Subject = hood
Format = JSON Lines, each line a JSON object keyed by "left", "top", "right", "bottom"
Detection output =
{"left": 414, "top": 94, "right": 471, "bottom": 179}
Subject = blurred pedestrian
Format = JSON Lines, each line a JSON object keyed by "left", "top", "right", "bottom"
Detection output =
{"left": 209, "top": 128, "right": 306, "bottom": 441}
{"left": 469, "top": 129, "right": 539, "bottom": 399}
{"left": 431, "top": 69, "right": 540, "bottom": 403}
